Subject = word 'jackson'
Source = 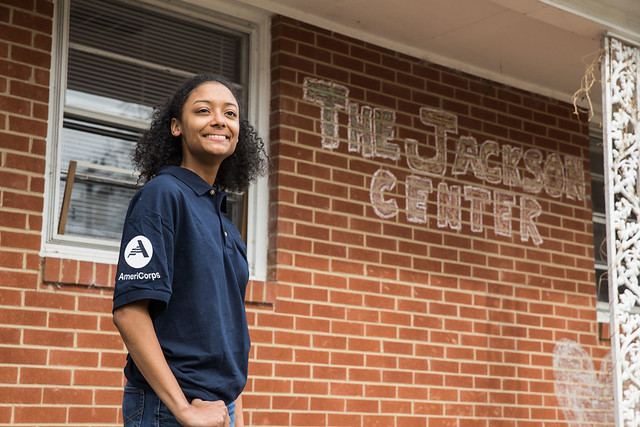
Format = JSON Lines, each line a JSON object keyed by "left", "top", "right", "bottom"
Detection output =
{"left": 303, "top": 77, "right": 585, "bottom": 246}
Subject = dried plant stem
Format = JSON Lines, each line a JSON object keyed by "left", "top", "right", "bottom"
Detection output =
{"left": 572, "top": 48, "right": 605, "bottom": 121}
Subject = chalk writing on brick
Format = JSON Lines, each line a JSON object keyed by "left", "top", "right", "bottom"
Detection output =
{"left": 303, "top": 77, "right": 586, "bottom": 246}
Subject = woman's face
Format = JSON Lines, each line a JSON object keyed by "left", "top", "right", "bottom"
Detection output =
{"left": 171, "top": 81, "right": 240, "bottom": 171}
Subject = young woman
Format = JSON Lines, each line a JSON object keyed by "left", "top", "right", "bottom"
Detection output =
{"left": 113, "top": 74, "right": 268, "bottom": 426}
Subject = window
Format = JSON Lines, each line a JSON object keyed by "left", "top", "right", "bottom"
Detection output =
{"left": 590, "top": 123, "right": 609, "bottom": 321}
{"left": 44, "top": 0, "right": 269, "bottom": 279}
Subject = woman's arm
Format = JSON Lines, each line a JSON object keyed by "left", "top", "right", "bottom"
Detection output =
{"left": 234, "top": 394, "right": 244, "bottom": 427}
{"left": 113, "top": 300, "right": 229, "bottom": 427}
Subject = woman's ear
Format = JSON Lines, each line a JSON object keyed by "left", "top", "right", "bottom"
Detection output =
{"left": 170, "top": 118, "right": 181, "bottom": 137}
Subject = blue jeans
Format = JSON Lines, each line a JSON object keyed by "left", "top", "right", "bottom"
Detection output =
{"left": 122, "top": 382, "right": 235, "bottom": 426}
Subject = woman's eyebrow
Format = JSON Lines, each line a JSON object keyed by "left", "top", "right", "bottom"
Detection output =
{"left": 192, "top": 99, "right": 238, "bottom": 109}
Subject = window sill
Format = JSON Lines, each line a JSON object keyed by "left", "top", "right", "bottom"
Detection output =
{"left": 42, "top": 257, "right": 275, "bottom": 306}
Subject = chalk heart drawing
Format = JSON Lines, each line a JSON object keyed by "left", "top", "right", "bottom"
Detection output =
{"left": 553, "top": 338, "right": 614, "bottom": 425}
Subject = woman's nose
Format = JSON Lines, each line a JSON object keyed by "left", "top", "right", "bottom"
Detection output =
{"left": 209, "top": 111, "right": 226, "bottom": 127}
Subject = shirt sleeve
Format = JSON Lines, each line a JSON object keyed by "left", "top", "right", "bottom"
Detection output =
{"left": 113, "top": 212, "right": 175, "bottom": 312}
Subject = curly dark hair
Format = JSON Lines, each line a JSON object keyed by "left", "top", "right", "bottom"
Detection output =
{"left": 133, "top": 74, "right": 268, "bottom": 192}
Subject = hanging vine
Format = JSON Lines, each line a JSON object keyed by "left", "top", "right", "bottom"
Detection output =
{"left": 573, "top": 48, "right": 606, "bottom": 121}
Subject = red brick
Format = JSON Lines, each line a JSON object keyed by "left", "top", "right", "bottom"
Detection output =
{"left": 0, "top": 170, "right": 29, "bottom": 190}
{"left": 94, "top": 262, "right": 112, "bottom": 287}
{"left": 68, "top": 407, "right": 119, "bottom": 424}
{"left": 1, "top": 189, "right": 43, "bottom": 211}
{"left": 73, "top": 369, "right": 122, "bottom": 387}
{"left": 60, "top": 258, "right": 78, "bottom": 284}
{"left": 14, "top": 405, "right": 67, "bottom": 424}
{"left": 0, "top": 347, "right": 47, "bottom": 365}
{"left": 49, "top": 349, "right": 99, "bottom": 367}
{"left": 0, "top": 366, "right": 18, "bottom": 383}
{"left": 42, "top": 386, "right": 93, "bottom": 405}
{"left": 0, "top": 386, "right": 43, "bottom": 404}
{"left": 11, "top": 44, "right": 50, "bottom": 68}
{"left": 23, "top": 328, "right": 74, "bottom": 347}
{"left": 20, "top": 367, "right": 72, "bottom": 385}
{"left": 24, "top": 290, "right": 75, "bottom": 310}
{"left": 95, "top": 387, "right": 123, "bottom": 405}
{"left": 0, "top": 249, "right": 23, "bottom": 268}
{"left": 0, "top": 307, "right": 46, "bottom": 326}
{"left": 76, "top": 331, "right": 123, "bottom": 350}
{"left": 48, "top": 312, "right": 98, "bottom": 330}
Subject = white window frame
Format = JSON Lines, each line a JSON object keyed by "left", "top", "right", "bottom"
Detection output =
{"left": 42, "top": 0, "right": 270, "bottom": 281}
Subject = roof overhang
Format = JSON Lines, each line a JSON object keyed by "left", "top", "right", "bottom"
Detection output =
{"left": 237, "top": 0, "right": 640, "bottom": 114}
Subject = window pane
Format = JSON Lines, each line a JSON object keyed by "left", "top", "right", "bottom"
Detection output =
{"left": 58, "top": 177, "right": 137, "bottom": 240}
{"left": 61, "top": 118, "right": 138, "bottom": 170}
{"left": 66, "top": 47, "right": 187, "bottom": 116}
{"left": 66, "top": 89, "right": 153, "bottom": 122}
{"left": 589, "top": 136, "right": 604, "bottom": 176}
{"left": 591, "top": 178, "right": 605, "bottom": 213}
{"left": 596, "top": 268, "right": 608, "bottom": 302}
{"left": 224, "top": 193, "right": 246, "bottom": 240}
{"left": 58, "top": 119, "right": 139, "bottom": 239}
{"left": 592, "top": 220, "right": 606, "bottom": 265}
{"left": 58, "top": 0, "right": 249, "bottom": 242}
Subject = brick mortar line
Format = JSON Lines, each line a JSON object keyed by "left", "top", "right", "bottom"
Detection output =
{"left": 256, "top": 299, "right": 593, "bottom": 320}
{"left": 0, "top": 93, "right": 49, "bottom": 104}
{"left": 250, "top": 331, "right": 579, "bottom": 349}
{"left": 269, "top": 271, "right": 594, "bottom": 296}
{"left": 271, "top": 225, "right": 594, "bottom": 259}
{"left": 263, "top": 287, "right": 589, "bottom": 309}
{"left": 280, "top": 100, "right": 585, "bottom": 144}
{"left": 0, "top": 147, "right": 47, "bottom": 158}
{"left": 245, "top": 380, "right": 564, "bottom": 398}
{"left": 275, "top": 163, "right": 592, "bottom": 203}
{"left": 0, "top": 283, "right": 116, "bottom": 295}
{"left": 276, "top": 115, "right": 584, "bottom": 152}
{"left": 274, "top": 152, "right": 592, "bottom": 199}
{"left": 0, "top": 266, "right": 41, "bottom": 275}
{"left": 275, "top": 65, "right": 582, "bottom": 118}
{"left": 274, "top": 195, "right": 593, "bottom": 229}
{"left": 273, "top": 217, "right": 593, "bottom": 247}
{"left": 0, "top": 314, "right": 118, "bottom": 327}
{"left": 0, "top": 224, "right": 42, "bottom": 232}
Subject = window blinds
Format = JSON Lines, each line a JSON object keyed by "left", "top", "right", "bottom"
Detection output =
{"left": 58, "top": 0, "right": 248, "bottom": 240}
{"left": 67, "top": 0, "right": 245, "bottom": 109}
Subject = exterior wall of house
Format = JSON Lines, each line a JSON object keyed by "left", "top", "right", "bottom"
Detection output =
{"left": 0, "top": 1, "right": 612, "bottom": 425}
{"left": 253, "top": 16, "right": 612, "bottom": 425}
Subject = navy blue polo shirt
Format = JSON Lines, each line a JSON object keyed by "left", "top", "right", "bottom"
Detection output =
{"left": 113, "top": 166, "right": 250, "bottom": 405}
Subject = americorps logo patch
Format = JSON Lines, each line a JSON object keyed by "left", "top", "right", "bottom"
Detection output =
{"left": 124, "top": 235, "right": 153, "bottom": 268}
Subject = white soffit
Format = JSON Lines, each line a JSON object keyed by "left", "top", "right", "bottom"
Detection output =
{"left": 237, "top": 0, "right": 639, "bottom": 103}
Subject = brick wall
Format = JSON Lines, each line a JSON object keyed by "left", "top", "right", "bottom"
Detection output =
{"left": 244, "top": 15, "right": 612, "bottom": 425}
{"left": 0, "top": 1, "right": 612, "bottom": 425}
{"left": 0, "top": 1, "right": 125, "bottom": 424}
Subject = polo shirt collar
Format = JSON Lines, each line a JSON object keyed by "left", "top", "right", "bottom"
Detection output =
{"left": 157, "top": 166, "right": 228, "bottom": 212}
{"left": 158, "top": 165, "right": 214, "bottom": 194}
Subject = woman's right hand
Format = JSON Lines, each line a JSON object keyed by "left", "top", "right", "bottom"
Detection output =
{"left": 178, "top": 398, "right": 230, "bottom": 427}
{"left": 113, "top": 301, "right": 230, "bottom": 427}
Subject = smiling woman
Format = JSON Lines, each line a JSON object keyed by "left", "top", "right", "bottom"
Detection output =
{"left": 112, "top": 74, "right": 268, "bottom": 427}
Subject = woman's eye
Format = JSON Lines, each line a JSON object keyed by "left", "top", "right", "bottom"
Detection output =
{"left": 226, "top": 110, "right": 237, "bottom": 118}
{"left": 196, "top": 108, "right": 210, "bottom": 114}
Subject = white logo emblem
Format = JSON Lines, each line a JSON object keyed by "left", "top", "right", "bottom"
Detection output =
{"left": 124, "top": 235, "right": 153, "bottom": 269}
